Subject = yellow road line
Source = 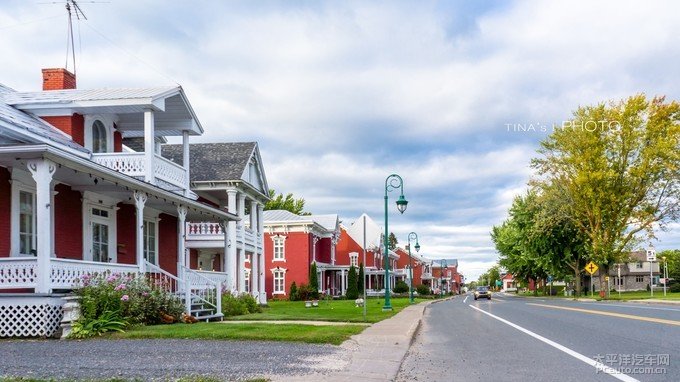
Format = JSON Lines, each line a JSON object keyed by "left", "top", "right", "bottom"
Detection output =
{"left": 527, "top": 303, "right": 680, "bottom": 326}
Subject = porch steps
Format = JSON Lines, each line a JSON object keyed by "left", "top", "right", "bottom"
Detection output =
{"left": 189, "top": 300, "right": 223, "bottom": 322}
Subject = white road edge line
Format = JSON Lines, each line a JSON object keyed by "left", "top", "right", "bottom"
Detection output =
{"left": 463, "top": 296, "right": 468, "bottom": 303}
{"left": 468, "top": 305, "right": 639, "bottom": 382}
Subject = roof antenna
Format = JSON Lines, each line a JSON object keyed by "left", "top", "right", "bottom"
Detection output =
{"left": 64, "top": 0, "right": 87, "bottom": 76}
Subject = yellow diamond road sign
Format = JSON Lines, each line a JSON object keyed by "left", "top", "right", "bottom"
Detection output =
{"left": 585, "top": 261, "right": 599, "bottom": 275}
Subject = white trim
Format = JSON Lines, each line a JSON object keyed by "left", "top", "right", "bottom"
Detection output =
{"left": 271, "top": 267, "right": 287, "bottom": 295}
{"left": 143, "top": 218, "right": 160, "bottom": 266}
{"left": 349, "top": 252, "right": 359, "bottom": 267}
{"left": 11, "top": 179, "right": 36, "bottom": 257}
{"left": 84, "top": 114, "right": 116, "bottom": 153}
{"left": 271, "top": 234, "right": 286, "bottom": 262}
{"left": 81, "top": 191, "right": 119, "bottom": 263}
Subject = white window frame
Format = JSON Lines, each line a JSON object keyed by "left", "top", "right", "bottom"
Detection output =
{"left": 272, "top": 235, "right": 286, "bottom": 262}
{"left": 84, "top": 114, "right": 116, "bottom": 153}
{"left": 81, "top": 191, "right": 119, "bottom": 262}
{"left": 272, "top": 268, "right": 286, "bottom": 295}
{"left": 10, "top": 170, "right": 55, "bottom": 257}
{"left": 245, "top": 269, "right": 251, "bottom": 293}
{"left": 12, "top": 184, "right": 36, "bottom": 257}
{"left": 349, "top": 252, "right": 358, "bottom": 267}
{"left": 143, "top": 218, "right": 160, "bottom": 266}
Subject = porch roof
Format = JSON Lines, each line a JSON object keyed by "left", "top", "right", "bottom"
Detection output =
{"left": 2, "top": 86, "right": 203, "bottom": 136}
{"left": 0, "top": 144, "right": 238, "bottom": 222}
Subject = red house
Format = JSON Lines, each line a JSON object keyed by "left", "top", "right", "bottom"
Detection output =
{"left": 262, "top": 210, "right": 339, "bottom": 298}
{"left": 0, "top": 68, "right": 246, "bottom": 337}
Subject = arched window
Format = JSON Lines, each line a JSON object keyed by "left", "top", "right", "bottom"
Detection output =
{"left": 92, "top": 120, "right": 107, "bottom": 153}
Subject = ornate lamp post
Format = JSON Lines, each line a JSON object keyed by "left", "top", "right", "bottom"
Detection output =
{"left": 383, "top": 174, "right": 408, "bottom": 311}
{"left": 407, "top": 232, "right": 420, "bottom": 304}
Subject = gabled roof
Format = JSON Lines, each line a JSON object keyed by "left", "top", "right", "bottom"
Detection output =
{"left": 309, "top": 214, "right": 339, "bottom": 232}
{"left": 162, "top": 142, "right": 269, "bottom": 197}
{"left": 0, "top": 85, "right": 88, "bottom": 155}
{"left": 2, "top": 86, "right": 203, "bottom": 136}
{"left": 344, "top": 213, "right": 383, "bottom": 250}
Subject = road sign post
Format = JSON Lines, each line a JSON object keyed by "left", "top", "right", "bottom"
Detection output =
{"left": 647, "top": 246, "right": 656, "bottom": 297}
{"left": 585, "top": 262, "right": 598, "bottom": 298}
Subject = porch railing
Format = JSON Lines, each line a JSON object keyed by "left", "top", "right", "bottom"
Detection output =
{"left": 178, "top": 264, "right": 222, "bottom": 316}
{"left": 186, "top": 223, "right": 260, "bottom": 248}
{"left": 51, "top": 258, "right": 138, "bottom": 289}
{"left": 0, "top": 257, "right": 37, "bottom": 288}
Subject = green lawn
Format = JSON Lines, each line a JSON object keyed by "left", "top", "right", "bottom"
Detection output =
{"left": 599, "top": 290, "right": 680, "bottom": 301}
{"left": 227, "top": 297, "right": 427, "bottom": 323}
{"left": 110, "top": 322, "right": 365, "bottom": 345}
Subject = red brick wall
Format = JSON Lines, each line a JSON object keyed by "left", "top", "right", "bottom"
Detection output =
{"left": 114, "top": 130, "right": 122, "bottom": 152}
{"left": 335, "top": 229, "right": 362, "bottom": 266}
{"left": 42, "top": 68, "right": 76, "bottom": 90}
{"left": 116, "top": 203, "right": 136, "bottom": 264}
{"left": 54, "top": 184, "right": 82, "bottom": 259}
{"left": 264, "top": 231, "right": 311, "bottom": 298}
{"left": 0, "top": 167, "right": 10, "bottom": 257}
{"left": 42, "top": 114, "right": 84, "bottom": 146}
{"left": 189, "top": 249, "right": 198, "bottom": 269}
{"left": 158, "top": 213, "right": 178, "bottom": 276}
{"left": 316, "top": 237, "right": 332, "bottom": 263}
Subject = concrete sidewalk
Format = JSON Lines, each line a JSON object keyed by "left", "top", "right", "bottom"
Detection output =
{"left": 276, "top": 297, "right": 453, "bottom": 382}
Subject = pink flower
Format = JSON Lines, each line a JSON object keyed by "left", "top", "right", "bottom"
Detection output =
{"left": 121, "top": 295, "right": 129, "bottom": 302}
{"left": 142, "top": 292, "right": 149, "bottom": 297}
{"left": 107, "top": 274, "right": 118, "bottom": 283}
{"left": 115, "top": 283, "right": 126, "bottom": 291}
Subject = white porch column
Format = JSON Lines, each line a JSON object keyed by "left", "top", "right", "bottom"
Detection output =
{"left": 143, "top": 109, "right": 155, "bottom": 184}
{"left": 238, "top": 249, "right": 246, "bottom": 293}
{"left": 250, "top": 200, "right": 257, "bottom": 231}
{"left": 134, "top": 191, "right": 147, "bottom": 273}
{"left": 226, "top": 189, "right": 238, "bottom": 292}
{"left": 237, "top": 194, "right": 247, "bottom": 293}
{"left": 177, "top": 206, "right": 187, "bottom": 269}
{"left": 251, "top": 248, "right": 259, "bottom": 300}
{"left": 256, "top": 204, "right": 266, "bottom": 303}
{"left": 341, "top": 269, "right": 346, "bottom": 295}
{"left": 182, "top": 131, "right": 190, "bottom": 196}
{"left": 27, "top": 159, "right": 56, "bottom": 293}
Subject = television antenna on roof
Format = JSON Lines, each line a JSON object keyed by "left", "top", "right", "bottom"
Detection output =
{"left": 40, "top": 0, "right": 108, "bottom": 76}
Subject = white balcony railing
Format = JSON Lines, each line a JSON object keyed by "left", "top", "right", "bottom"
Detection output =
{"left": 92, "top": 152, "right": 188, "bottom": 192}
{"left": 186, "top": 223, "right": 261, "bottom": 249}
{"left": 0, "top": 257, "right": 37, "bottom": 288}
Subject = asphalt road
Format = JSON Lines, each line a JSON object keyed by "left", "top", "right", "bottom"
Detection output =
{"left": 397, "top": 294, "right": 680, "bottom": 382}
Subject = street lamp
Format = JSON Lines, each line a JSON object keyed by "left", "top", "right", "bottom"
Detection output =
{"left": 407, "top": 232, "right": 420, "bottom": 304}
{"left": 440, "top": 259, "right": 447, "bottom": 298}
{"left": 382, "top": 174, "right": 408, "bottom": 311}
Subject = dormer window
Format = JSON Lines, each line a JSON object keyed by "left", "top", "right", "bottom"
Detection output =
{"left": 84, "top": 115, "right": 114, "bottom": 153}
{"left": 92, "top": 120, "right": 107, "bottom": 153}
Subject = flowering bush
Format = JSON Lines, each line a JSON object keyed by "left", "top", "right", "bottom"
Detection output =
{"left": 74, "top": 272, "right": 185, "bottom": 337}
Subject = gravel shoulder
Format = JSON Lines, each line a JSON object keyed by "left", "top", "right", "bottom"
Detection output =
{"left": 1, "top": 338, "right": 351, "bottom": 381}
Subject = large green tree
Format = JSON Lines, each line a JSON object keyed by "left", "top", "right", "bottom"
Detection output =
{"left": 532, "top": 95, "right": 680, "bottom": 278}
{"left": 265, "top": 189, "right": 310, "bottom": 215}
{"left": 388, "top": 232, "right": 398, "bottom": 250}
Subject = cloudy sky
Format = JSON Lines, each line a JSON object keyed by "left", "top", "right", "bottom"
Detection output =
{"left": 2, "top": 0, "right": 680, "bottom": 280}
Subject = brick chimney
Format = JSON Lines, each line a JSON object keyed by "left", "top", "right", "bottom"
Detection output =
{"left": 40, "top": 68, "right": 84, "bottom": 145}
{"left": 42, "top": 68, "right": 76, "bottom": 90}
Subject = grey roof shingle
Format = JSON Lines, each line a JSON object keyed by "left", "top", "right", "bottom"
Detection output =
{"left": 263, "top": 210, "right": 310, "bottom": 222}
{"left": 162, "top": 142, "right": 256, "bottom": 182}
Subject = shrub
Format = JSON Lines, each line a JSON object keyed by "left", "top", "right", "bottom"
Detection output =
{"left": 393, "top": 280, "right": 409, "bottom": 294}
{"left": 296, "top": 283, "right": 317, "bottom": 301}
{"left": 346, "top": 266, "right": 359, "bottom": 299}
{"left": 416, "top": 284, "right": 431, "bottom": 296}
{"left": 221, "top": 292, "right": 261, "bottom": 317}
{"left": 73, "top": 272, "right": 184, "bottom": 337}
{"left": 670, "top": 282, "right": 680, "bottom": 293}
{"left": 289, "top": 282, "right": 299, "bottom": 301}
{"left": 309, "top": 262, "right": 320, "bottom": 299}
{"left": 69, "top": 310, "right": 127, "bottom": 339}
